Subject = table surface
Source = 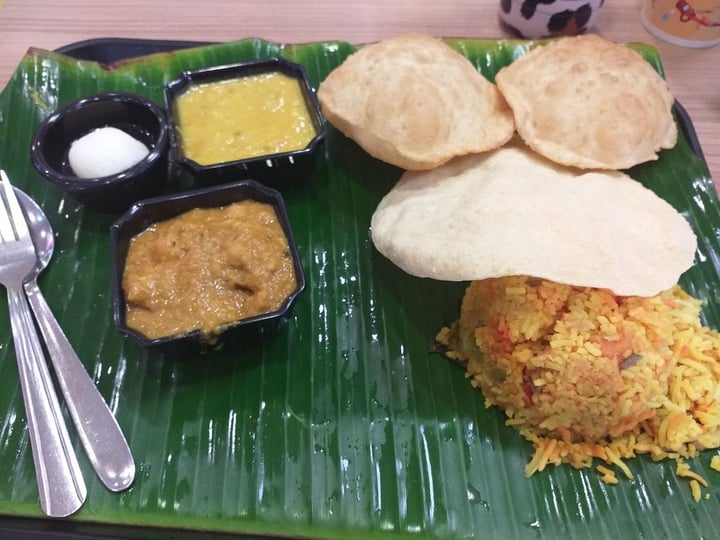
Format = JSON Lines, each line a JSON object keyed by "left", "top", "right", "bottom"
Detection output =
{"left": 0, "top": 0, "right": 717, "bottom": 189}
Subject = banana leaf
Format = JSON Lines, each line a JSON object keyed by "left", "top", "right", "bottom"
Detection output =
{"left": 0, "top": 37, "right": 718, "bottom": 539}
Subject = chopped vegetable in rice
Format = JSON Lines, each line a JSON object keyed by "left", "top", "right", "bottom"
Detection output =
{"left": 595, "top": 465, "right": 618, "bottom": 485}
{"left": 676, "top": 459, "right": 708, "bottom": 487}
{"left": 437, "top": 276, "right": 720, "bottom": 485}
{"left": 690, "top": 479, "right": 702, "bottom": 502}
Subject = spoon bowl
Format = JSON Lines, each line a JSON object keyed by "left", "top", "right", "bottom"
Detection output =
{"left": 15, "top": 190, "right": 54, "bottom": 275}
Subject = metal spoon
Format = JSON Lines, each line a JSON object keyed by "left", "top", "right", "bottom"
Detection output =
{"left": 17, "top": 189, "right": 136, "bottom": 492}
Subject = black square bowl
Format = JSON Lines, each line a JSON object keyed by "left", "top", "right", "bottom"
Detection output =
{"left": 165, "top": 57, "right": 326, "bottom": 190}
{"left": 110, "top": 179, "right": 306, "bottom": 354}
{"left": 30, "top": 92, "right": 170, "bottom": 213}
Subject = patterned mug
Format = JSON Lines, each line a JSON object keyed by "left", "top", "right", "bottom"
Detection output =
{"left": 499, "top": 0, "right": 605, "bottom": 39}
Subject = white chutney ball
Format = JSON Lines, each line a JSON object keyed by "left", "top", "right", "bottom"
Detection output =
{"left": 68, "top": 126, "right": 150, "bottom": 179}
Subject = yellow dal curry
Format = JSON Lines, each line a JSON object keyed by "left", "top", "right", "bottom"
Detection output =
{"left": 123, "top": 200, "right": 297, "bottom": 340}
{"left": 175, "top": 72, "right": 317, "bottom": 165}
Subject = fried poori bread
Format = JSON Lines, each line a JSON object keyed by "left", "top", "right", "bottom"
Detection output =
{"left": 370, "top": 143, "right": 696, "bottom": 297}
{"left": 495, "top": 34, "right": 677, "bottom": 170}
{"left": 317, "top": 33, "right": 515, "bottom": 170}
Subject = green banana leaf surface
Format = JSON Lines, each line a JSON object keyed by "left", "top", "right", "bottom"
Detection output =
{"left": 0, "top": 38, "right": 719, "bottom": 539}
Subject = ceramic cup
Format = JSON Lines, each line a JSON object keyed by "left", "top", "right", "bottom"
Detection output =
{"left": 641, "top": 0, "right": 720, "bottom": 48}
{"left": 499, "top": 0, "right": 605, "bottom": 39}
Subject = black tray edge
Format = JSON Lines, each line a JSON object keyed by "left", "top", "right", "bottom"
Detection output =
{"left": 674, "top": 100, "right": 707, "bottom": 168}
{"left": 54, "top": 37, "right": 215, "bottom": 64}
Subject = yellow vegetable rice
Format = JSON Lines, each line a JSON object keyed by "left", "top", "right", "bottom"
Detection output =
{"left": 437, "top": 276, "right": 720, "bottom": 481}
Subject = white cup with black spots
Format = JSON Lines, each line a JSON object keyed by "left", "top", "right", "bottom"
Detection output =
{"left": 499, "top": 0, "right": 605, "bottom": 39}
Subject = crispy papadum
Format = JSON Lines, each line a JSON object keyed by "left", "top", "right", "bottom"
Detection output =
{"left": 370, "top": 143, "right": 696, "bottom": 297}
{"left": 317, "top": 33, "right": 515, "bottom": 170}
{"left": 495, "top": 34, "right": 677, "bottom": 170}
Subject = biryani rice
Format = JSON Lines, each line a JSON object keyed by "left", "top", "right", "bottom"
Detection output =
{"left": 437, "top": 275, "right": 720, "bottom": 481}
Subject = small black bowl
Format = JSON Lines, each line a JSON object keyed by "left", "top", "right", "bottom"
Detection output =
{"left": 165, "top": 57, "right": 326, "bottom": 189}
{"left": 30, "top": 92, "right": 170, "bottom": 213}
{"left": 110, "top": 179, "right": 306, "bottom": 355}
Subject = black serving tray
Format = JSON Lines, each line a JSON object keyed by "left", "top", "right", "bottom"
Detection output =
{"left": 55, "top": 37, "right": 215, "bottom": 64}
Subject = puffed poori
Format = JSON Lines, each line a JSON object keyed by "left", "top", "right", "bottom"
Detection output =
{"left": 317, "top": 33, "right": 515, "bottom": 170}
{"left": 495, "top": 34, "right": 677, "bottom": 170}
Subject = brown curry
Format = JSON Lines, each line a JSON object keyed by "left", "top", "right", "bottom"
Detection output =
{"left": 122, "top": 200, "right": 297, "bottom": 340}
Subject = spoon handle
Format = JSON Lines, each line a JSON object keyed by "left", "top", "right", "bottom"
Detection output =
{"left": 25, "top": 281, "right": 136, "bottom": 492}
{"left": 7, "top": 287, "right": 86, "bottom": 517}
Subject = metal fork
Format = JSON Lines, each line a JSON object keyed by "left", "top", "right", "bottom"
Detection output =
{"left": 0, "top": 170, "right": 86, "bottom": 517}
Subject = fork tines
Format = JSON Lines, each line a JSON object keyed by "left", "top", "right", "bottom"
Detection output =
{"left": 0, "top": 170, "right": 30, "bottom": 242}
